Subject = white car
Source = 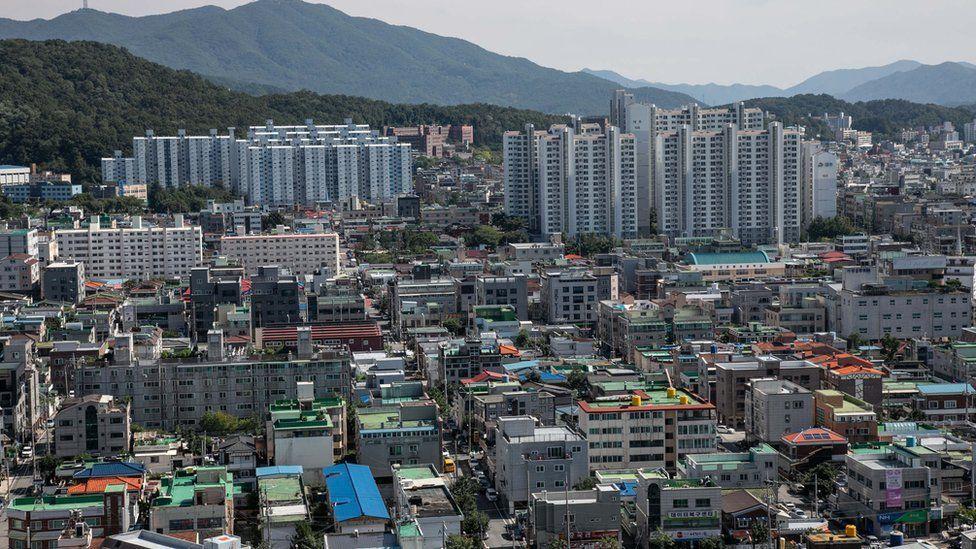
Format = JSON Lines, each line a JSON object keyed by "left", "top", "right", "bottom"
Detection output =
{"left": 794, "top": 510, "right": 808, "bottom": 519}
{"left": 486, "top": 488, "right": 498, "bottom": 502}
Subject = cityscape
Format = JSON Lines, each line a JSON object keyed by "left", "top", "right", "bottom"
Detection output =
{"left": 3, "top": 1, "right": 976, "bottom": 549}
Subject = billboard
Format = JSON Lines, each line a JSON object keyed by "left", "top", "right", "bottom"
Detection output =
{"left": 885, "top": 469, "right": 903, "bottom": 509}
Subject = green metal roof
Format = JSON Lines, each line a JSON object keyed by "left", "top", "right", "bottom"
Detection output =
{"left": 688, "top": 251, "right": 771, "bottom": 265}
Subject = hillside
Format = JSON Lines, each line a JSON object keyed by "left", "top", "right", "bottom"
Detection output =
{"left": 784, "top": 60, "right": 922, "bottom": 96}
{"left": 0, "top": 39, "right": 567, "bottom": 181}
{"left": 841, "top": 62, "right": 976, "bottom": 106}
{"left": 582, "top": 68, "right": 781, "bottom": 104}
{"left": 740, "top": 94, "right": 976, "bottom": 138}
{"left": 0, "top": 0, "right": 697, "bottom": 114}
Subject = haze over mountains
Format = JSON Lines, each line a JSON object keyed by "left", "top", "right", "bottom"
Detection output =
{"left": 0, "top": 0, "right": 697, "bottom": 115}
{"left": 585, "top": 60, "right": 976, "bottom": 106}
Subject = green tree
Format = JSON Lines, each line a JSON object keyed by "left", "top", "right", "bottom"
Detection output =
{"left": 750, "top": 520, "right": 770, "bottom": 546}
{"left": 514, "top": 329, "right": 530, "bottom": 348}
{"left": 262, "top": 211, "right": 286, "bottom": 230}
{"left": 699, "top": 537, "right": 725, "bottom": 549}
{"left": 198, "top": 411, "right": 240, "bottom": 436}
{"left": 803, "top": 463, "right": 839, "bottom": 499}
{"left": 462, "top": 510, "right": 489, "bottom": 541}
{"left": 957, "top": 506, "right": 976, "bottom": 526}
{"left": 547, "top": 539, "right": 569, "bottom": 549}
{"left": 567, "top": 234, "right": 618, "bottom": 257}
{"left": 290, "top": 521, "right": 323, "bottom": 549}
{"left": 445, "top": 535, "right": 478, "bottom": 549}
{"left": 466, "top": 225, "right": 503, "bottom": 248}
{"left": 880, "top": 333, "right": 900, "bottom": 363}
{"left": 573, "top": 476, "right": 598, "bottom": 490}
{"left": 805, "top": 216, "right": 857, "bottom": 241}
{"left": 37, "top": 454, "right": 61, "bottom": 481}
{"left": 647, "top": 528, "right": 676, "bottom": 549}
{"left": 596, "top": 537, "right": 622, "bottom": 549}
{"left": 846, "top": 332, "right": 864, "bottom": 351}
{"left": 443, "top": 317, "right": 464, "bottom": 336}
{"left": 567, "top": 367, "right": 588, "bottom": 396}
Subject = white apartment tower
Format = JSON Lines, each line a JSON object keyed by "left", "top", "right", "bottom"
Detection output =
{"left": 801, "top": 142, "right": 838, "bottom": 225}
{"left": 503, "top": 123, "right": 637, "bottom": 239}
{"left": 101, "top": 120, "right": 411, "bottom": 207}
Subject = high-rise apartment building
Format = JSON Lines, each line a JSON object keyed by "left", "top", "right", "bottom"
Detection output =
{"left": 101, "top": 120, "right": 412, "bottom": 207}
{"left": 802, "top": 142, "right": 839, "bottom": 225}
{"left": 503, "top": 123, "right": 637, "bottom": 239}
{"left": 54, "top": 216, "right": 202, "bottom": 280}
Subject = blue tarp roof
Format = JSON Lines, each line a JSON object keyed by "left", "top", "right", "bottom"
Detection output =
{"left": 538, "top": 372, "right": 567, "bottom": 383}
{"left": 617, "top": 481, "right": 637, "bottom": 497}
{"left": 504, "top": 360, "right": 539, "bottom": 372}
{"left": 256, "top": 465, "right": 304, "bottom": 478}
{"left": 73, "top": 461, "right": 146, "bottom": 479}
{"left": 917, "top": 383, "right": 976, "bottom": 395}
{"left": 324, "top": 463, "right": 390, "bottom": 523}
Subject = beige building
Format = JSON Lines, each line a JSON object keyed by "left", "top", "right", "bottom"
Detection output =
{"left": 218, "top": 231, "right": 340, "bottom": 277}
{"left": 54, "top": 394, "right": 131, "bottom": 459}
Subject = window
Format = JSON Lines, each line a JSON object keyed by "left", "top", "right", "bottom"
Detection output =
{"left": 695, "top": 498, "right": 711, "bottom": 508}
{"left": 673, "top": 499, "right": 688, "bottom": 508}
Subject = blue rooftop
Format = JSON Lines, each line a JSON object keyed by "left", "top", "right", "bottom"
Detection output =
{"left": 687, "top": 251, "right": 771, "bottom": 265}
{"left": 503, "top": 360, "right": 540, "bottom": 372}
{"left": 73, "top": 461, "right": 146, "bottom": 479}
{"left": 0, "top": 165, "right": 28, "bottom": 170}
{"left": 917, "top": 383, "right": 976, "bottom": 396}
{"left": 324, "top": 463, "right": 390, "bottom": 523}
{"left": 256, "top": 465, "right": 304, "bottom": 478}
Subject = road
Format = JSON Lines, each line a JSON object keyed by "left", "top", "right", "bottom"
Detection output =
{"left": 0, "top": 465, "right": 37, "bottom": 549}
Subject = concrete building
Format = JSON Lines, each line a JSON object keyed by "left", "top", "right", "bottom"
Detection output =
{"left": 493, "top": 416, "right": 588, "bottom": 513}
{"left": 2, "top": 180, "right": 82, "bottom": 203}
{"left": 0, "top": 254, "right": 39, "bottom": 294}
{"left": 76, "top": 334, "right": 351, "bottom": 431}
{"left": 392, "top": 465, "right": 464, "bottom": 545}
{"left": 149, "top": 466, "right": 234, "bottom": 539}
{"left": 541, "top": 270, "right": 601, "bottom": 326}
{"left": 814, "top": 389, "right": 877, "bottom": 443}
{"left": 7, "top": 489, "right": 130, "bottom": 544}
{"left": 324, "top": 463, "right": 390, "bottom": 534}
{"left": 475, "top": 275, "right": 529, "bottom": 320}
{"left": 103, "top": 121, "right": 412, "bottom": 207}
{"left": 54, "top": 216, "right": 202, "bottom": 280}
{"left": 0, "top": 228, "right": 38, "bottom": 258}
{"left": 188, "top": 265, "right": 244, "bottom": 337}
{"left": 529, "top": 485, "right": 621, "bottom": 548}
{"left": 635, "top": 471, "right": 722, "bottom": 546}
{"left": 267, "top": 383, "right": 345, "bottom": 487}
{"left": 256, "top": 466, "right": 309, "bottom": 548}
{"left": 744, "top": 378, "right": 815, "bottom": 443}
{"left": 42, "top": 261, "right": 86, "bottom": 304}
{"left": 357, "top": 401, "right": 441, "bottom": 478}
{"left": 711, "top": 356, "right": 823, "bottom": 428}
{"left": 578, "top": 387, "right": 717, "bottom": 473}
{"left": 839, "top": 284, "right": 971, "bottom": 341}
{"left": 0, "top": 164, "right": 31, "bottom": 186}
{"left": 54, "top": 394, "right": 131, "bottom": 459}
{"left": 218, "top": 231, "right": 340, "bottom": 277}
{"left": 503, "top": 123, "right": 637, "bottom": 238}
{"left": 249, "top": 266, "right": 304, "bottom": 328}
{"left": 499, "top": 242, "right": 566, "bottom": 263}
{"left": 801, "top": 143, "right": 838, "bottom": 225}
{"left": 678, "top": 444, "right": 779, "bottom": 488}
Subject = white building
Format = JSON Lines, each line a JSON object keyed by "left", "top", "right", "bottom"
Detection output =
{"left": 0, "top": 165, "right": 30, "bottom": 186}
{"left": 102, "top": 120, "right": 412, "bottom": 207}
{"left": 218, "top": 231, "right": 340, "bottom": 277}
{"left": 54, "top": 216, "right": 202, "bottom": 280}
{"left": 802, "top": 142, "right": 838, "bottom": 224}
{"left": 503, "top": 123, "right": 637, "bottom": 239}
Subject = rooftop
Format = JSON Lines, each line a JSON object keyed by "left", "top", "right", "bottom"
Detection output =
{"left": 10, "top": 494, "right": 104, "bottom": 512}
{"left": 152, "top": 467, "right": 234, "bottom": 508}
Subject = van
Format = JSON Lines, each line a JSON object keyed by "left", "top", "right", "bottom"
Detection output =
{"left": 443, "top": 457, "right": 456, "bottom": 474}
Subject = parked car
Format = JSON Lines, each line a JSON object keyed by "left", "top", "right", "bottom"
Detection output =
{"left": 794, "top": 510, "right": 808, "bottom": 519}
{"left": 486, "top": 488, "right": 498, "bottom": 502}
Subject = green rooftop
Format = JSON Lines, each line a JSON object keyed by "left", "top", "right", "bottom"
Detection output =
{"left": 270, "top": 397, "right": 343, "bottom": 431}
{"left": 473, "top": 305, "right": 518, "bottom": 322}
{"left": 396, "top": 466, "right": 438, "bottom": 480}
{"left": 10, "top": 494, "right": 104, "bottom": 512}
{"left": 688, "top": 251, "right": 770, "bottom": 265}
{"left": 260, "top": 475, "right": 304, "bottom": 504}
{"left": 586, "top": 387, "right": 702, "bottom": 409}
{"left": 153, "top": 467, "right": 235, "bottom": 508}
{"left": 399, "top": 521, "right": 422, "bottom": 537}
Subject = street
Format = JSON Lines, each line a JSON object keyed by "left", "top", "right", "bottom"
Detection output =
{"left": 0, "top": 465, "right": 36, "bottom": 549}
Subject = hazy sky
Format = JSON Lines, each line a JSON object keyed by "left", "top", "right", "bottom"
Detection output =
{"left": 6, "top": 0, "right": 975, "bottom": 87}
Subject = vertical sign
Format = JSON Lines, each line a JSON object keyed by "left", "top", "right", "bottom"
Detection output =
{"left": 886, "top": 469, "right": 903, "bottom": 509}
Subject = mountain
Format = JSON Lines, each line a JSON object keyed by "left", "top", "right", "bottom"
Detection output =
{"left": 783, "top": 60, "right": 922, "bottom": 96}
{"left": 841, "top": 62, "right": 976, "bottom": 106}
{"left": 0, "top": 0, "right": 697, "bottom": 115}
{"left": 0, "top": 39, "right": 568, "bottom": 182}
{"left": 581, "top": 68, "right": 783, "bottom": 105}
{"left": 740, "top": 94, "right": 976, "bottom": 139}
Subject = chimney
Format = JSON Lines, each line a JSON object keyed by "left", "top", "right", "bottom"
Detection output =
{"left": 208, "top": 329, "right": 225, "bottom": 361}
{"left": 296, "top": 326, "right": 312, "bottom": 358}
{"left": 114, "top": 333, "right": 133, "bottom": 365}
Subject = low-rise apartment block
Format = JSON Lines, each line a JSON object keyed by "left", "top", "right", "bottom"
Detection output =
{"left": 814, "top": 389, "right": 878, "bottom": 443}
{"left": 529, "top": 485, "right": 621, "bottom": 548}
{"left": 218, "top": 231, "right": 340, "bottom": 277}
{"left": 149, "top": 466, "right": 234, "bottom": 540}
{"left": 54, "top": 394, "right": 131, "bottom": 459}
{"left": 744, "top": 378, "right": 815, "bottom": 443}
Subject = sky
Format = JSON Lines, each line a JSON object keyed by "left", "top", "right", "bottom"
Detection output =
{"left": 5, "top": 0, "right": 976, "bottom": 87}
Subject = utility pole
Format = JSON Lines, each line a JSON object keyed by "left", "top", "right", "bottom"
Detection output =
{"left": 814, "top": 474, "right": 819, "bottom": 517}
{"left": 564, "top": 467, "right": 570, "bottom": 548}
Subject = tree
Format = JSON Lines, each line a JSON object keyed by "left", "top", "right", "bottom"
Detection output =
{"left": 803, "top": 463, "right": 839, "bottom": 499}
{"left": 596, "top": 537, "right": 621, "bottom": 549}
{"left": 446, "top": 535, "right": 478, "bottom": 549}
{"left": 647, "top": 528, "right": 676, "bottom": 549}
{"left": 262, "top": 211, "right": 286, "bottom": 230}
{"left": 566, "top": 234, "right": 618, "bottom": 257}
{"left": 750, "top": 520, "right": 770, "bottom": 546}
{"left": 957, "top": 506, "right": 976, "bottom": 526}
{"left": 880, "top": 333, "right": 900, "bottom": 363}
{"left": 443, "top": 317, "right": 464, "bottom": 336}
{"left": 805, "top": 216, "right": 857, "bottom": 241}
{"left": 574, "top": 476, "right": 598, "bottom": 490}
{"left": 515, "top": 329, "right": 530, "bottom": 348}
{"left": 462, "top": 510, "right": 489, "bottom": 541}
{"left": 567, "top": 367, "right": 587, "bottom": 396}
{"left": 290, "top": 521, "right": 323, "bottom": 549}
{"left": 466, "top": 225, "right": 503, "bottom": 249}
{"left": 37, "top": 455, "right": 61, "bottom": 481}
{"left": 846, "top": 332, "right": 864, "bottom": 351}
{"left": 547, "top": 539, "right": 569, "bottom": 549}
{"left": 699, "top": 537, "right": 725, "bottom": 549}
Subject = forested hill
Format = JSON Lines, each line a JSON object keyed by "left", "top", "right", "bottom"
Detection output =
{"left": 0, "top": 39, "right": 566, "bottom": 181}
{"left": 0, "top": 0, "right": 698, "bottom": 114}
{"left": 741, "top": 94, "right": 976, "bottom": 138}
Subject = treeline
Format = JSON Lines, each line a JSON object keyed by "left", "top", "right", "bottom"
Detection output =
{"left": 741, "top": 94, "right": 976, "bottom": 139}
{"left": 0, "top": 39, "right": 565, "bottom": 183}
